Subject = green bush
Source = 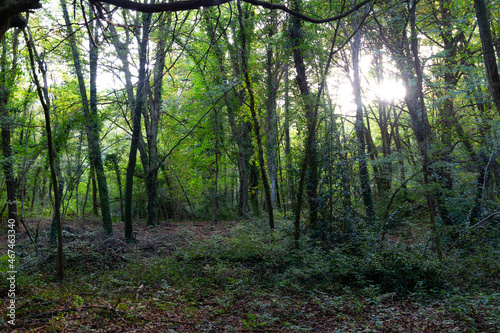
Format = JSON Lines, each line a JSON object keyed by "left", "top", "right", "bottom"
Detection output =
{"left": 361, "top": 249, "right": 444, "bottom": 294}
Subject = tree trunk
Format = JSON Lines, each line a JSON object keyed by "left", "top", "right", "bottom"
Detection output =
{"left": 91, "top": 166, "right": 98, "bottom": 216}
{"left": 0, "top": 32, "right": 19, "bottom": 230}
{"left": 143, "top": 18, "right": 168, "bottom": 227}
{"left": 237, "top": 0, "right": 274, "bottom": 229}
{"left": 89, "top": 13, "right": 113, "bottom": 233}
{"left": 266, "top": 11, "right": 279, "bottom": 206}
{"left": 473, "top": 0, "right": 500, "bottom": 115}
{"left": 26, "top": 30, "right": 64, "bottom": 280}
{"left": 351, "top": 26, "right": 375, "bottom": 220}
{"left": 113, "top": 158, "right": 124, "bottom": 222}
{"left": 124, "top": 12, "right": 152, "bottom": 242}
{"left": 290, "top": 0, "right": 323, "bottom": 242}
{"left": 408, "top": 1, "right": 442, "bottom": 259}
{"left": 0, "top": 88, "right": 17, "bottom": 229}
{"left": 283, "top": 63, "right": 294, "bottom": 215}
{"left": 61, "top": 0, "right": 113, "bottom": 234}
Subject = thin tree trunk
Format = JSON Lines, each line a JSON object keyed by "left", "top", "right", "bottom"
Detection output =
{"left": 266, "top": 10, "right": 279, "bottom": 206}
{"left": 144, "top": 15, "right": 170, "bottom": 227}
{"left": 91, "top": 166, "right": 98, "bottom": 216}
{"left": 409, "top": 1, "right": 442, "bottom": 259}
{"left": 290, "top": 0, "right": 319, "bottom": 243}
{"left": 112, "top": 159, "right": 124, "bottom": 222}
{"left": 26, "top": 30, "right": 64, "bottom": 280}
{"left": 61, "top": 0, "right": 113, "bottom": 234}
{"left": 124, "top": 12, "right": 152, "bottom": 242}
{"left": 283, "top": 63, "right": 294, "bottom": 216}
{"left": 351, "top": 26, "right": 375, "bottom": 220}
{"left": 474, "top": 0, "right": 500, "bottom": 115}
{"left": 237, "top": 0, "right": 274, "bottom": 229}
{"left": 203, "top": 9, "right": 251, "bottom": 218}
{"left": 211, "top": 107, "right": 220, "bottom": 225}
{"left": 290, "top": 0, "right": 342, "bottom": 242}
{"left": 89, "top": 12, "right": 113, "bottom": 233}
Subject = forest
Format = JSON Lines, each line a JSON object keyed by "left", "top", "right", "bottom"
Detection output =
{"left": 0, "top": 0, "right": 499, "bottom": 331}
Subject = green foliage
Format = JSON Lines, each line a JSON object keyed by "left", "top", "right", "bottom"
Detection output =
{"left": 0, "top": 254, "right": 13, "bottom": 289}
{"left": 361, "top": 249, "right": 444, "bottom": 294}
{"left": 142, "top": 219, "right": 446, "bottom": 296}
{"left": 445, "top": 245, "right": 500, "bottom": 289}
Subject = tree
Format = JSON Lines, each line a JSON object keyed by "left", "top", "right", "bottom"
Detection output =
{"left": 26, "top": 28, "right": 64, "bottom": 280}
{"left": 237, "top": 0, "right": 274, "bottom": 229}
{"left": 0, "top": 29, "right": 19, "bottom": 229}
{"left": 474, "top": 0, "right": 500, "bottom": 115}
{"left": 350, "top": 9, "right": 375, "bottom": 220}
{"left": 124, "top": 11, "right": 151, "bottom": 241}
{"left": 60, "top": 0, "right": 113, "bottom": 234}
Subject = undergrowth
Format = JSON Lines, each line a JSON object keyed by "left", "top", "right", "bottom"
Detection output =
{"left": 3, "top": 217, "right": 499, "bottom": 331}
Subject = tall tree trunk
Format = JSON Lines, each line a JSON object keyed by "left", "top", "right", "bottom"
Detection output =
{"left": 290, "top": 0, "right": 318, "bottom": 243}
{"left": 351, "top": 26, "right": 375, "bottom": 220}
{"left": 50, "top": 126, "right": 68, "bottom": 244}
{"left": 89, "top": 13, "right": 113, "bottom": 233}
{"left": 289, "top": 0, "right": 348, "bottom": 241}
{"left": 377, "top": 0, "right": 443, "bottom": 259}
{"left": 408, "top": 1, "right": 442, "bottom": 259}
{"left": 266, "top": 11, "right": 279, "bottom": 206}
{"left": 473, "top": 0, "right": 500, "bottom": 115}
{"left": 372, "top": 52, "right": 392, "bottom": 196}
{"left": 202, "top": 10, "right": 253, "bottom": 217}
{"left": 143, "top": 18, "right": 169, "bottom": 227}
{"left": 61, "top": 0, "right": 112, "bottom": 234}
{"left": 0, "top": 31, "right": 19, "bottom": 230}
{"left": 0, "top": 87, "right": 16, "bottom": 229}
{"left": 26, "top": 30, "right": 64, "bottom": 280}
{"left": 211, "top": 107, "right": 220, "bottom": 225}
{"left": 237, "top": 0, "right": 274, "bottom": 229}
{"left": 124, "top": 12, "right": 152, "bottom": 242}
{"left": 283, "top": 63, "right": 294, "bottom": 215}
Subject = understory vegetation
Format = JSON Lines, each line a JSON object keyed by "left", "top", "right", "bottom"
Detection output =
{"left": 1, "top": 216, "right": 499, "bottom": 332}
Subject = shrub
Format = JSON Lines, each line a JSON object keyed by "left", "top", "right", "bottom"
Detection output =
{"left": 361, "top": 248, "right": 444, "bottom": 294}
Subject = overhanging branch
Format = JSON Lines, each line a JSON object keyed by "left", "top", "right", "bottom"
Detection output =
{"left": 92, "top": 0, "right": 372, "bottom": 23}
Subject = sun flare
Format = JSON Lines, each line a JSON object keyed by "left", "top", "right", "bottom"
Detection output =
{"left": 375, "top": 79, "right": 406, "bottom": 102}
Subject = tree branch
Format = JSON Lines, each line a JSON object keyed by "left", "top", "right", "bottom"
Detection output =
{"left": 92, "top": 0, "right": 372, "bottom": 23}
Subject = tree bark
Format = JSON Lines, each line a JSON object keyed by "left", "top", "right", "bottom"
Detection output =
{"left": 61, "top": 0, "right": 113, "bottom": 234}
{"left": 474, "top": 0, "right": 500, "bottom": 115}
{"left": 265, "top": 10, "right": 279, "bottom": 206}
{"left": 26, "top": 30, "right": 64, "bottom": 280}
{"left": 351, "top": 23, "right": 375, "bottom": 220}
{"left": 143, "top": 16, "right": 169, "bottom": 227}
{"left": 0, "top": 32, "right": 19, "bottom": 230}
{"left": 124, "top": 12, "right": 152, "bottom": 241}
{"left": 237, "top": 0, "right": 274, "bottom": 229}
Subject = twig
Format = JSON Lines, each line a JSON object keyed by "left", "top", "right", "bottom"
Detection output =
{"left": 135, "top": 284, "right": 144, "bottom": 300}
{"left": 163, "top": 318, "right": 196, "bottom": 325}
{"left": 446, "top": 211, "right": 500, "bottom": 254}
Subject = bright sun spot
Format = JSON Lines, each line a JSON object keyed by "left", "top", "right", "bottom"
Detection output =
{"left": 375, "top": 80, "right": 406, "bottom": 102}
{"left": 327, "top": 76, "right": 406, "bottom": 117}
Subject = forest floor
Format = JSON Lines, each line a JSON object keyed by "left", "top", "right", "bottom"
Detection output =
{"left": 1, "top": 217, "right": 499, "bottom": 332}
